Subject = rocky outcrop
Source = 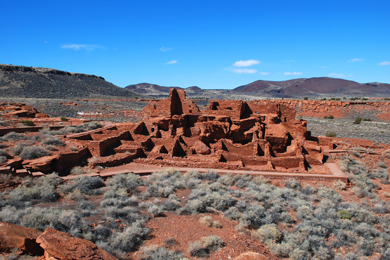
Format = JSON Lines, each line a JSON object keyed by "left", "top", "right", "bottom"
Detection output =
{"left": 36, "top": 227, "right": 117, "bottom": 260}
{"left": 0, "top": 221, "right": 43, "bottom": 255}
{"left": 0, "top": 64, "right": 137, "bottom": 98}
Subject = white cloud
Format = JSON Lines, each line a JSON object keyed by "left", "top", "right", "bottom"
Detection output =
{"left": 259, "top": 72, "right": 270, "bottom": 75}
{"left": 233, "top": 59, "right": 260, "bottom": 67}
{"left": 160, "top": 46, "right": 173, "bottom": 52}
{"left": 233, "top": 68, "right": 257, "bottom": 74}
{"left": 379, "top": 61, "right": 390, "bottom": 66}
{"left": 284, "top": 72, "right": 303, "bottom": 75}
{"left": 348, "top": 58, "right": 364, "bottom": 63}
{"left": 328, "top": 73, "right": 346, "bottom": 78}
{"left": 61, "top": 44, "right": 104, "bottom": 51}
{"left": 165, "top": 60, "right": 177, "bottom": 65}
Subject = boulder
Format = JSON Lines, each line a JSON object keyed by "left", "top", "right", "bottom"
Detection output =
{"left": 192, "top": 140, "right": 211, "bottom": 155}
{"left": 36, "top": 227, "right": 117, "bottom": 260}
{"left": 0, "top": 221, "right": 43, "bottom": 255}
{"left": 234, "top": 252, "right": 268, "bottom": 260}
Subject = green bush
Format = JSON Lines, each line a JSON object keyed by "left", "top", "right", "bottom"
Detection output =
{"left": 353, "top": 117, "right": 362, "bottom": 124}
{"left": 21, "top": 120, "right": 34, "bottom": 126}
{"left": 326, "top": 131, "right": 337, "bottom": 137}
{"left": 362, "top": 118, "right": 371, "bottom": 121}
{"left": 337, "top": 210, "right": 351, "bottom": 220}
{"left": 304, "top": 97, "right": 308, "bottom": 100}
{"left": 60, "top": 117, "right": 68, "bottom": 122}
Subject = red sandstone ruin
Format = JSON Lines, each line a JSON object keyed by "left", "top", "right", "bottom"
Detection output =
{"left": 1, "top": 89, "right": 334, "bottom": 175}
{"left": 67, "top": 88, "right": 332, "bottom": 174}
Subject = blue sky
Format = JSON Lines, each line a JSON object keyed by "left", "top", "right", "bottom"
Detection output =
{"left": 1, "top": 0, "right": 389, "bottom": 89}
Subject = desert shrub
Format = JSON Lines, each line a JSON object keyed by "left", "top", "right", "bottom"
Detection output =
{"left": 1, "top": 132, "right": 30, "bottom": 141}
{"left": 141, "top": 245, "right": 184, "bottom": 260}
{"left": 184, "top": 170, "right": 202, "bottom": 180}
{"left": 8, "top": 179, "right": 57, "bottom": 203}
{"left": 202, "top": 170, "right": 219, "bottom": 182}
{"left": 146, "top": 184, "right": 175, "bottom": 198}
{"left": 21, "top": 120, "right": 34, "bottom": 126}
{"left": 284, "top": 179, "right": 301, "bottom": 189}
{"left": 326, "top": 131, "right": 337, "bottom": 137}
{"left": 165, "top": 237, "right": 179, "bottom": 247}
{"left": 20, "top": 207, "right": 89, "bottom": 236}
{"left": 0, "top": 156, "right": 6, "bottom": 164}
{"left": 353, "top": 117, "right": 362, "bottom": 124}
{"left": 188, "top": 236, "right": 224, "bottom": 258}
{"left": 144, "top": 202, "right": 164, "bottom": 217}
{"left": 106, "top": 172, "right": 143, "bottom": 194}
{"left": 234, "top": 173, "right": 252, "bottom": 188}
{"left": 304, "top": 97, "right": 308, "bottom": 100}
{"left": 59, "top": 176, "right": 104, "bottom": 196}
{"left": 19, "top": 146, "right": 50, "bottom": 160}
{"left": 279, "top": 212, "right": 294, "bottom": 224}
{"left": 9, "top": 143, "right": 24, "bottom": 156}
{"left": 199, "top": 216, "right": 221, "bottom": 228}
{"left": 362, "top": 118, "right": 371, "bottom": 121}
{"left": 217, "top": 173, "right": 235, "bottom": 186}
{"left": 41, "top": 136, "right": 65, "bottom": 146}
{"left": 106, "top": 221, "right": 150, "bottom": 256}
{"left": 188, "top": 240, "right": 209, "bottom": 258}
{"left": 324, "top": 115, "right": 334, "bottom": 119}
{"left": 76, "top": 199, "right": 95, "bottom": 210}
{"left": 201, "top": 235, "right": 224, "bottom": 251}
{"left": 75, "top": 121, "right": 103, "bottom": 132}
{"left": 178, "top": 199, "right": 207, "bottom": 215}
{"left": 301, "top": 185, "right": 316, "bottom": 195}
{"left": 373, "top": 203, "right": 389, "bottom": 214}
{"left": 70, "top": 166, "right": 84, "bottom": 175}
{"left": 333, "top": 180, "right": 346, "bottom": 190}
{"left": 252, "top": 175, "right": 270, "bottom": 185}
{"left": 161, "top": 194, "right": 181, "bottom": 211}
{"left": 60, "top": 117, "right": 68, "bottom": 122}
{"left": 0, "top": 149, "right": 10, "bottom": 158}
{"left": 253, "top": 224, "right": 282, "bottom": 244}
{"left": 65, "top": 189, "right": 85, "bottom": 201}
{"left": 239, "top": 203, "right": 266, "bottom": 228}
{"left": 223, "top": 207, "right": 241, "bottom": 220}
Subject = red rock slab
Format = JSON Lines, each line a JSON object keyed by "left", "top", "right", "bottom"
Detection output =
{"left": 0, "top": 221, "right": 43, "bottom": 255}
{"left": 234, "top": 252, "right": 269, "bottom": 260}
{"left": 36, "top": 227, "right": 117, "bottom": 260}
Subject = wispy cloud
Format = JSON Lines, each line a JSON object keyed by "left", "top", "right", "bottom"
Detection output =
{"left": 284, "top": 72, "right": 303, "bottom": 76}
{"left": 322, "top": 66, "right": 328, "bottom": 69}
{"left": 165, "top": 60, "right": 177, "bottom": 65}
{"left": 328, "top": 73, "right": 346, "bottom": 78}
{"left": 379, "top": 61, "right": 390, "bottom": 66}
{"left": 233, "top": 59, "right": 260, "bottom": 67}
{"left": 233, "top": 68, "right": 257, "bottom": 74}
{"left": 160, "top": 46, "right": 173, "bottom": 52}
{"left": 61, "top": 44, "right": 104, "bottom": 51}
{"left": 348, "top": 58, "right": 364, "bottom": 63}
{"left": 259, "top": 72, "right": 270, "bottom": 75}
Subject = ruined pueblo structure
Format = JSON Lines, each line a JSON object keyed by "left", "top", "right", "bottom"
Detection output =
{"left": 1, "top": 89, "right": 334, "bottom": 176}
{"left": 68, "top": 88, "right": 332, "bottom": 174}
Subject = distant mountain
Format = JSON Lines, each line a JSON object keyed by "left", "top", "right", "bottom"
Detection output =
{"left": 125, "top": 83, "right": 204, "bottom": 98}
{"left": 0, "top": 64, "right": 137, "bottom": 98}
{"left": 232, "top": 77, "right": 390, "bottom": 98}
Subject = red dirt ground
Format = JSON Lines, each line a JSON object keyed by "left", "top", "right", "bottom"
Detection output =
{"left": 130, "top": 212, "right": 279, "bottom": 260}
